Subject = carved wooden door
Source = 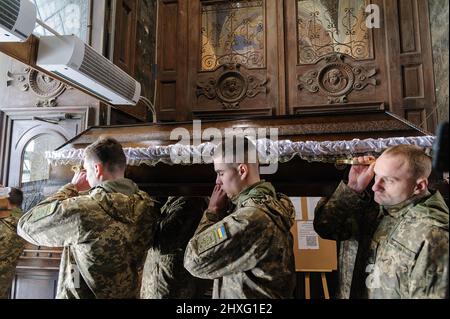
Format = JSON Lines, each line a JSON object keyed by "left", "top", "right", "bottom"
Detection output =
{"left": 187, "top": 0, "right": 283, "bottom": 119}
{"left": 285, "top": 0, "right": 388, "bottom": 114}
{"left": 156, "top": 0, "right": 437, "bottom": 130}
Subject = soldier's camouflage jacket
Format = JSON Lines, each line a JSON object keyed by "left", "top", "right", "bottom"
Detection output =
{"left": 184, "top": 181, "right": 296, "bottom": 299}
{"left": 17, "top": 179, "right": 160, "bottom": 299}
{"left": 141, "top": 196, "right": 211, "bottom": 299}
{"left": 0, "top": 208, "right": 25, "bottom": 299}
{"left": 314, "top": 181, "right": 449, "bottom": 299}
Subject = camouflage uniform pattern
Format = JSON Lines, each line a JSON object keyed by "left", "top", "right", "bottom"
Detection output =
{"left": 184, "top": 181, "right": 296, "bottom": 299}
{"left": 141, "top": 196, "right": 212, "bottom": 299}
{"left": 314, "top": 181, "right": 449, "bottom": 299}
{"left": 0, "top": 208, "right": 25, "bottom": 299}
{"left": 17, "top": 179, "right": 160, "bottom": 299}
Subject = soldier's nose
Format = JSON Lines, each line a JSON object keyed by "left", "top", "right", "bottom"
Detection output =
{"left": 372, "top": 182, "right": 382, "bottom": 192}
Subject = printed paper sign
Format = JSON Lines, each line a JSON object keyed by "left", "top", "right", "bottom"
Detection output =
{"left": 297, "top": 220, "right": 319, "bottom": 250}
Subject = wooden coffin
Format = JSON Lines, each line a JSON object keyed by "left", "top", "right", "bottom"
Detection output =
{"left": 49, "top": 109, "right": 430, "bottom": 197}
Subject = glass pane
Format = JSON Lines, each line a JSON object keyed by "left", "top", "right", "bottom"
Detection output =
{"left": 297, "top": 0, "right": 372, "bottom": 64}
{"left": 201, "top": 0, "right": 266, "bottom": 71}
{"left": 32, "top": 0, "right": 90, "bottom": 41}
{"left": 21, "top": 134, "right": 66, "bottom": 184}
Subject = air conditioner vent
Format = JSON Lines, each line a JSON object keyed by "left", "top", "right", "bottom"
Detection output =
{"left": 0, "top": 0, "right": 36, "bottom": 42}
{"left": 0, "top": 0, "right": 20, "bottom": 31}
{"left": 37, "top": 35, "right": 141, "bottom": 105}
{"left": 79, "top": 45, "right": 137, "bottom": 101}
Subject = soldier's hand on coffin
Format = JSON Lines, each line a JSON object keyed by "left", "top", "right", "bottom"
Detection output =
{"left": 71, "top": 169, "right": 91, "bottom": 192}
{"left": 348, "top": 156, "right": 376, "bottom": 193}
{"left": 207, "top": 184, "right": 229, "bottom": 215}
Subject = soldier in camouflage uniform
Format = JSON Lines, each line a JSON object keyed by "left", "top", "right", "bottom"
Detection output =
{"left": 0, "top": 187, "right": 26, "bottom": 299}
{"left": 17, "top": 138, "right": 160, "bottom": 299}
{"left": 184, "top": 138, "right": 296, "bottom": 298}
{"left": 314, "top": 145, "right": 449, "bottom": 299}
{"left": 140, "top": 196, "right": 212, "bottom": 298}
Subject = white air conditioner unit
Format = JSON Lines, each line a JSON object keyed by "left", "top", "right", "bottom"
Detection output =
{"left": 36, "top": 35, "right": 141, "bottom": 105}
{"left": 0, "top": 0, "right": 36, "bottom": 42}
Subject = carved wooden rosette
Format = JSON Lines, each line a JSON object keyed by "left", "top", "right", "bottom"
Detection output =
{"left": 298, "top": 53, "right": 377, "bottom": 104}
{"left": 28, "top": 70, "right": 67, "bottom": 107}
{"left": 196, "top": 63, "right": 268, "bottom": 109}
{"left": 6, "top": 67, "right": 67, "bottom": 107}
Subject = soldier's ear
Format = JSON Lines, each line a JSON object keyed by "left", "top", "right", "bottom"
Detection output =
{"left": 413, "top": 177, "right": 428, "bottom": 195}
{"left": 94, "top": 162, "right": 104, "bottom": 178}
{"left": 238, "top": 164, "right": 248, "bottom": 180}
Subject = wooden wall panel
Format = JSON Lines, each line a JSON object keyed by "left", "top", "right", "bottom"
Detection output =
{"left": 156, "top": 0, "right": 188, "bottom": 121}
{"left": 112, "top": 0, "right": 157, "bottom": 122}
{"left": 161, "top": 3, "right": 178, "bottom": 72}
{"left": 160, "top": 82, "right": 177, "bottom": 112}
{"left": 398, "top": 0, "right": 419, "bottom": 53}
{"left": 406, "top": 109, "right": 426, "bottom": 127}
{"left": 114, "top": 0, "right": 137, "bottom": 76}
{"left": 285, "top": 0, "right": 388, "bottom": 114}
{"left": 154, "top": 0, "right": 438, "bottom": 129}
{"left": 385, "top": 0, "right": 436, "bottom": 133}
{"left": 402, "top": 65, "right": 424, "bottom": 98}
{"left": 187, "top": 0, "right": 280, "bottom": 119}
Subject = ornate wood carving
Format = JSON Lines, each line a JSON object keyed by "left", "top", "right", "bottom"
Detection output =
{"left": 6, "top": 68, "right": 67, "bottom": 107}
{"left": 196, "top": 63, "right": 268, "bottom": 109}
{"left": 6, "top": 67, "right": 30, "bottom": 92}
{"left": 28, "top": 70, "right": 67, "bottom": 107}
{"left": 298, "top": 53, "right": 377, "bottom": 104}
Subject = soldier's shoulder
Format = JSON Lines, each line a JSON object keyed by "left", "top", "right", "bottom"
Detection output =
{"left": 276, "top": 192, "right": 295, "bottom": 210}
{"left": 240, "top": 195, "right": 272, "bottom": 216}
{"left": 232, "top": 202, "right": 273, "bottom": 226}
{"left": 241, "top": 191, "right": 278, "bottom": 207}
{"left": 408, "top": 202, "right": 448, "bottom": 232}
{"left": 135, "top": 189, "right": 159, "bottom": 206}
{"left": 54, "top": 194, "right": 104, "bottom": 220}
{"left": 393, "top": 212, "right": 448, "bottom": 254}
{"left": 0, "top": 215, "right": 19, "bottom": 232}
{"left": 63, "top": 193, "right": 98, "bottom": 207}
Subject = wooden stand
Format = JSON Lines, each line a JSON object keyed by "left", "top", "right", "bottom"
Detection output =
{"left": 300, "top": 270, "right": 331, "bottom": 299}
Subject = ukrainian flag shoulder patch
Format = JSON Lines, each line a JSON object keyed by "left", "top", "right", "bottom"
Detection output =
{"left": 197, "top": 223, "right": 228, "bottom": 254}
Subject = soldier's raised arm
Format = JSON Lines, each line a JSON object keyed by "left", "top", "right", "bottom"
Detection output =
{"left": 184, "top": 207, "right": 273, "bottom": 279}
{"left": 17, "top": 183, "right": 86, "bottom": 247}
{"left": 314, "top": 157, "right": 377, "bottom": 241}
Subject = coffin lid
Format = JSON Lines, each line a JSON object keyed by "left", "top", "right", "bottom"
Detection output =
{"left": 58, "top": 110, "right": 430, "bottom": 149}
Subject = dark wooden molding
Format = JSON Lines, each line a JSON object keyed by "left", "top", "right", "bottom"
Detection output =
{"left": 57, "top": 110, "right": 427, "bottom": 149}
{"left": 293, "top": 102, "right": 385, "bottom": 115}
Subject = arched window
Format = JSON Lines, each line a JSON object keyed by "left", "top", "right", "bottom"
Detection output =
{"left": 21, "top": 133, "right": 66, "bottom": 184}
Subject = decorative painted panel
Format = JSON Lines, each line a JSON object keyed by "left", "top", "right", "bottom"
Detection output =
{"left": 297, "top": 0, "right": 373, "bottom": 64}
{"left": 201, "top": 0, "right": 266, "bottom": 71}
